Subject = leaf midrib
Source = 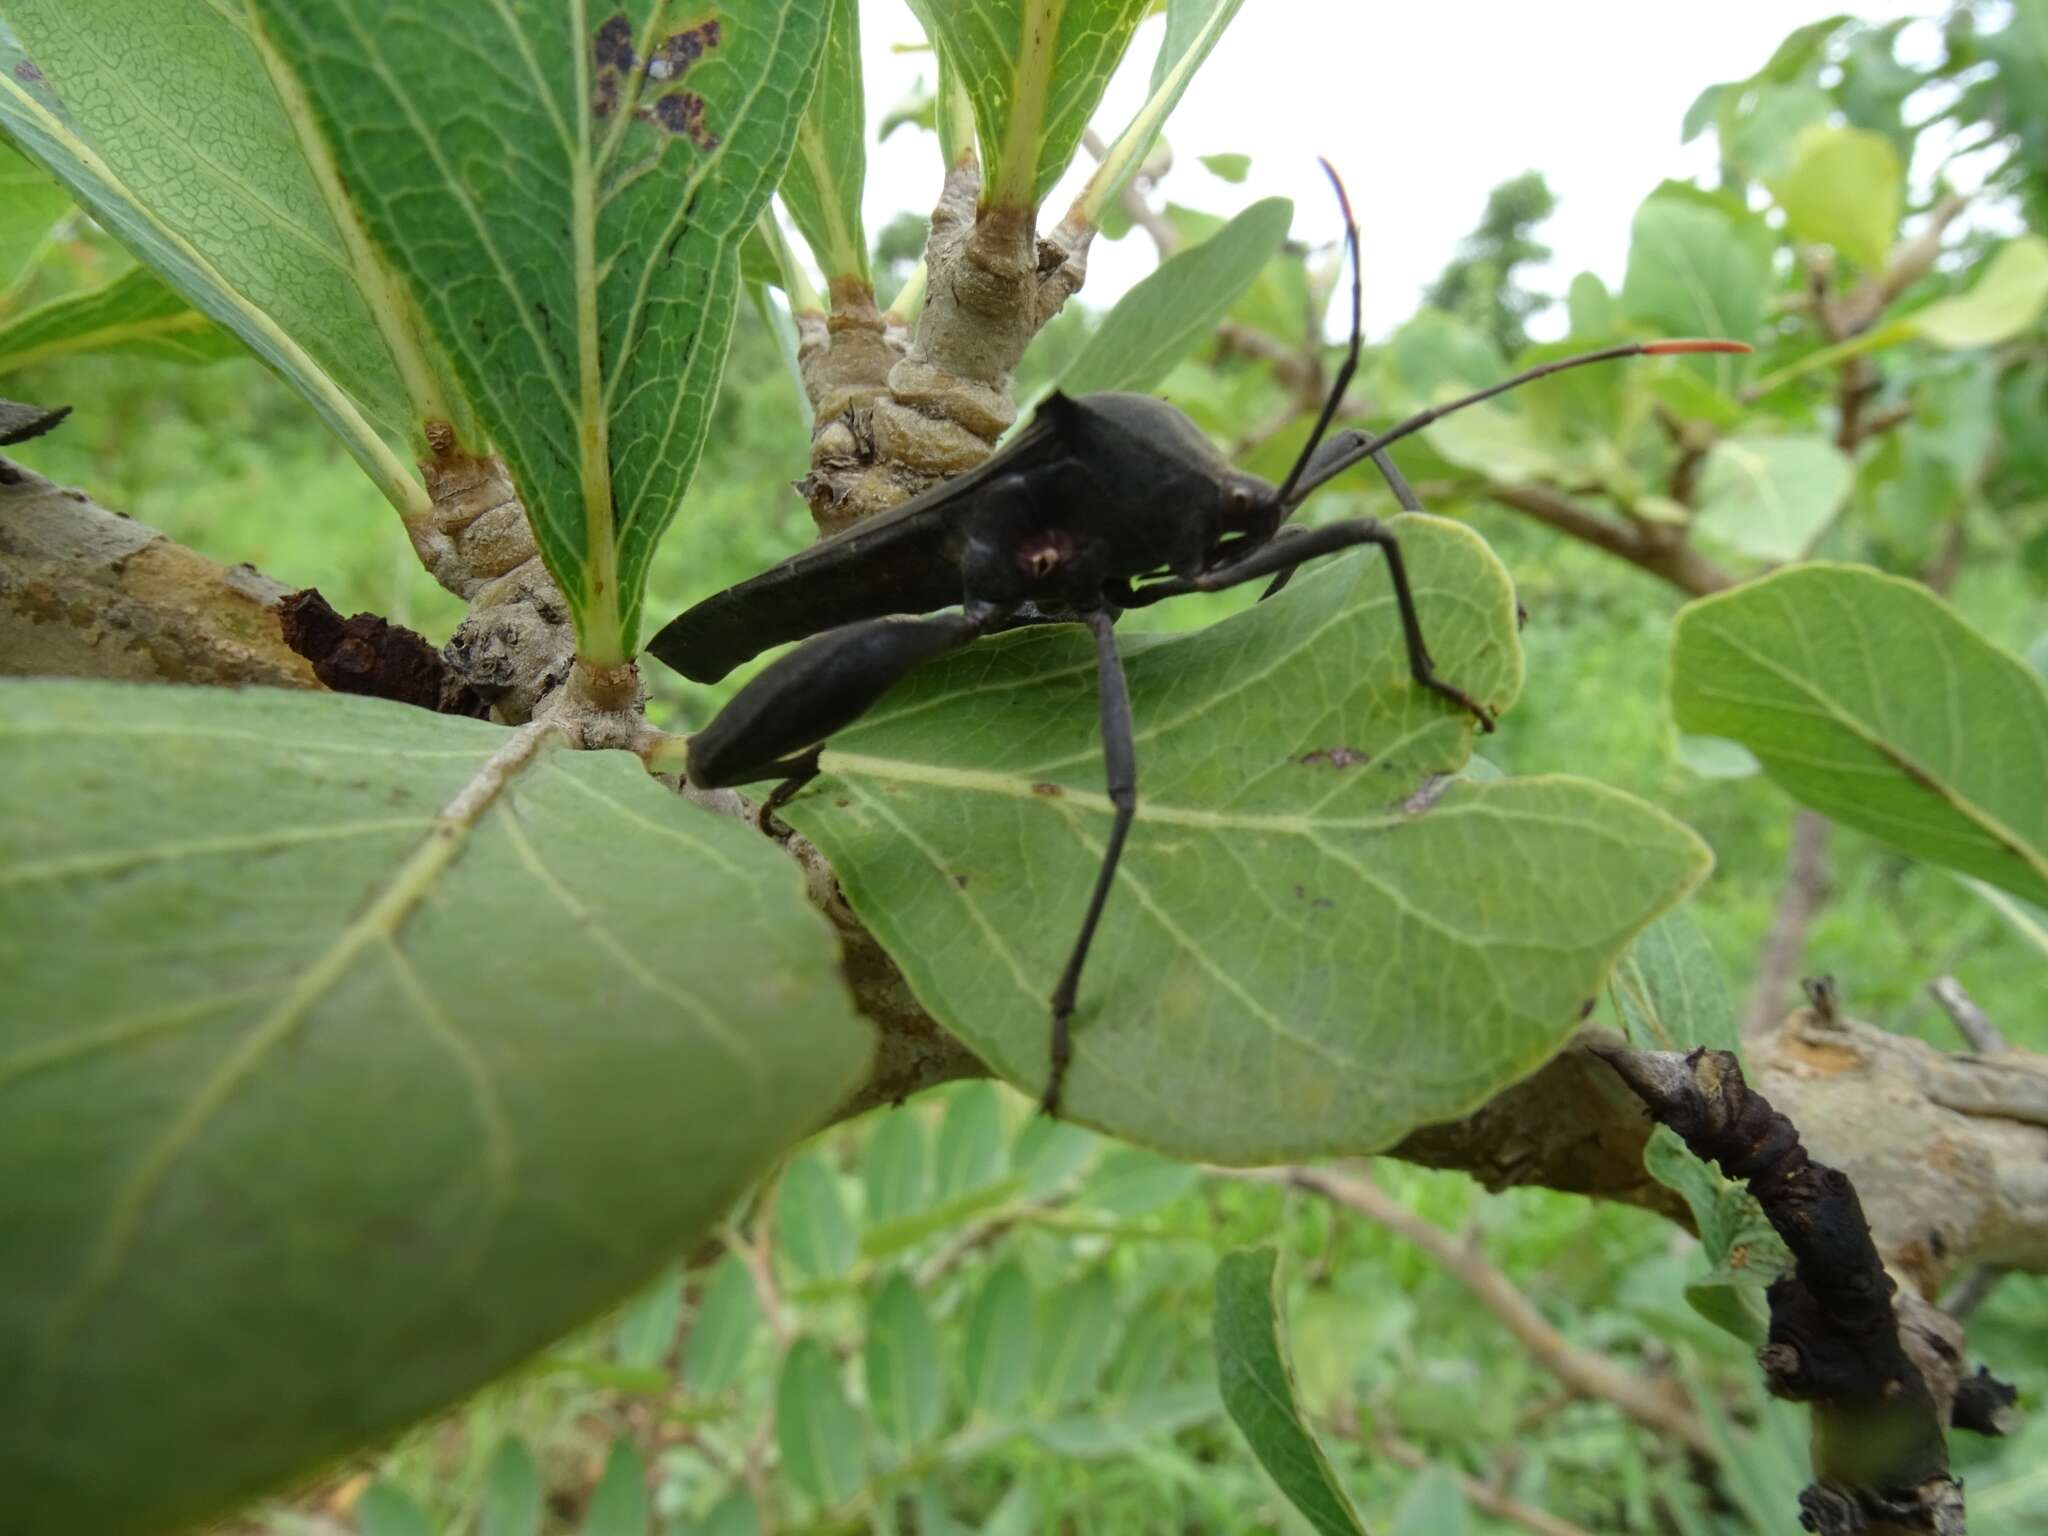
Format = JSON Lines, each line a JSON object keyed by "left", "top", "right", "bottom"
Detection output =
{"left": 53, "top": 724, "right": 556, "bottom": 1348}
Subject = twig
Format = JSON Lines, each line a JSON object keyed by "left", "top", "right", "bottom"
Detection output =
{"left": 1218, "top": 1165, "right": 1714, "bottom": 1456}
{"left": 1481, "top": 480, "right": 1735, "bottom": 597}
{"left": 1374, "top": 1432, "right": 1600, "bottom": 1536}
{"left": 1928, "top": 977, "right": 2009, "bottom": 1055}
{"left": 1742, "top": 810, "right": 1834, "bottom": 1039}
{"left": 1939, "top": 1264, "right": 2011, "bottom": 1323}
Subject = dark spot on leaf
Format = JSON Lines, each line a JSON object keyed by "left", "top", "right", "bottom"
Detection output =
{"left": 1401, "top": 773, "right": 1451, "bottom": 816}
{"left": 834, "top": 797, "right": 850, "bottom": 808}
{"left": 14, "top": 58, "right": 44, "bottom": 84}
{"left": 953, "top": 873, "right": 969, "bottom": 889}
{"left": 1292, "top": 884, "right": 1333, "bottom": 910}
{"left": 1301, "top": 746, "right": 1372, "bottom": 769}
{"left": 650, "top": 90, "right": 720, "bottom": 150}
{"left": 645, "top": 19, "right": 721, "bottom": 80}
{"left": 1577, "top": 997, "right": 1598, "bottom": 1020}
{"left": 592, "top": 71, "right": 620, "bottom": 119}
{"left": 1032, "top": 782, "right": 1063, "bottom": 797}
{"left": 592, "top": 13, "right": 638, "bottom": 72}
{"left": 1516, "top": 600, "right": 1530, "bottom": 630}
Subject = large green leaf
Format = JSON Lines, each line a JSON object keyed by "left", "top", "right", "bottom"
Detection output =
{"left": 0, "top": 5, "right": 433, "bottom": 516}
{"left": 1620, "top": 198, "right": 1765, "bottom": 394}
{"left": 1671, "top": 565, "right": 2048, "bottom": 906}
{"left": 1767, "top": 124, "right": 1903, "bottom": 270}
{"left": 1213, "top": 1248, "right": 1369, "bottom": 1536}
{"left": 1057, "top": 196, "right": 1290, "bottom": 396}
{"left": 0, "top": 264, "right": 238, "bottom": 375}
{"left": 782, "top": 518, "right": 1710, "bottom": 1162}
{"left": 779, "top": 0, "right": 868, "bottom": 285}
{"left": 1694, "top": 433, "right": 1854, "bottom": 563}
{"left": 0, "top": 681, "right": 867, "bottom": 1536}
{"left": 249, "top": 0, "right": 830, "bottom": 664}
{"left": 919, "top": 0, "right": 1153, "bottom": 207}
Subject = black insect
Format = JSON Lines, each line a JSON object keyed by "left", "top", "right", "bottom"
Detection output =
{"left": 648, "top": 165, "right": 1743, "bottom": 1117}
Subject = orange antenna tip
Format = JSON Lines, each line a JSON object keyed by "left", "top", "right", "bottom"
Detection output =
{"left": 1642, "top": 339, "right": 1752, "bottom": 355}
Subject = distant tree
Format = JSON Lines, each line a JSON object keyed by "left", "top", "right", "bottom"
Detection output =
{"left": 1424, "top": 169, "right": 1558, "bottom": 355}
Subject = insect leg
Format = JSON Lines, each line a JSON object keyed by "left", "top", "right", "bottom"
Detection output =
{"left": 1124, "top": 518, "right": 1495, "bottom": 731}
{"left": 687, "top": 609, "right": 997, "bottom": 792}
{"left": 1043, "top": 609, "right": 1138, "bottom": 1118}
{"left": 1261, "top": 449, "right": 1427, "bottom": 603}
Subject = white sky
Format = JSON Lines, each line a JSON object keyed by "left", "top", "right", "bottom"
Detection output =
{"left": 847, "top": 0, "right": 1947, "bottom": 341}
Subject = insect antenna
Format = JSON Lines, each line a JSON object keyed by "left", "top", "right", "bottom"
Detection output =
{"left": 1272, "top": 157, "right": 1364, "bottom": 509}
{"left": 1284, "top": 337, "right": 1751, "bottom": 510}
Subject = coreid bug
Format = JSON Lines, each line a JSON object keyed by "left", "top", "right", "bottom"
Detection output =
{"left": 648, "top": 164, "right": 1746, "bottom": 1116}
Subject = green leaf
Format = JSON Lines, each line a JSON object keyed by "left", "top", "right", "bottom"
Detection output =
{"left": 0, "top": 139, "right": 71, "bottom": 300}
{"left": 1074, "top": 0, "right": 1247, "bottom": 224}
{"left": 1680, "top": 82, "right": 1726, "bottom": 145}
{"left": 248, "top": 0, "right": 830, "bottom": 664}
{"left": 866, "top": 1271, "right": 947, "bottom": 1445}
{"left": 582, "top": 1439, "right": 648, "bottom": 1536}
{"left": 782, "top": 517, "right": 1712, "bottom": 1161}
{"left": 483, "top": 1435, "right": 542, "bottom": 1536}
{"left": 1767, "top": 125, "right": 1903, "bottom": 269}
{"left": 682, "top": 1254, "right": 762, "bottom": 1394}
{"left": 0, "top": 682, "right": 867, "bottom": 1536}
{"left": 614, "top": 1266, "right": 683, "bottom": 1372}
{"left": 1084, "top": 1147, "right": 1198, "bottom": 1217}
{"left": 965, "top": 1261, "right": 1035, "bottom": 1415}
{"left": 780, "top": 1152, "right": 856, "bottom": 1281}
{"left": 1620, "top": 198, "right": 1764, "bottom": 393}
{"left": 864, "top": 1109, "right": 931, "bottom": 1224}
{"left": 1423, "top": 400, "right": 1566, "bottom": 482}
{"left": 935, "top": 1082, "right": 1008, "bottom": 1198}
{"left": 1035, "top": 1270, "right": 1117, "bottom": 1406}
{"left": 1695, "top": 434, "right": 1854, "bottom": 562}
{"left": 1200, "top": 151, "right": 1251, "bottom": 182}
{"left": 0, "top": 264, "right": 237, "bottom": 375}
{"left": 1389, "top": 310, "right": 1503, "bottom": 400}
{"left": 1675, "top": 733, "right": 1761, "bottom": 780}
{"left": 981, "top": 1485, "right": 1038, "bottom": 1536}
{"left": 1566, "top": 271, "right": 1617, "bottom": 338}
{"left": 0, "top": 6, "right": 432, "bottom": 516}
{"left": 1670, "top": 565, "right": 2048, "bottom": 906}
{"left": 1610, "top": 907, "right": 1736, "bottom": 1055}
{"left": 779, "top": 0, "right": 869, "bottom": 284}
{"left": 777, "top": 1337, "right": 866, "bottom": 1508}
{"left": 1725, "top": 83, "right": 1833, "bottom": 180}
{"left": 1213, "top": 1248, "right": 1369, "bottom": 1536}
{"left": 1010, "top": 1115, "right": 1097, "bottom": 1196}
{"left": 1389, "top": 1467, "right": 1469, "bottom": 1536}
{"left": 1644, "top": 1127, "right": 1793, "bottom": 1347}
{"left": 1911, "top": 236, "right": 2048, "bottom": 349}
{"left": 358, "top": 1482, "right": 435, "bottom": 1536}
{"left": 691, "top": 1491, "right": 762, "bottom": 1536}
{"left": 920, "top": 0, "right": 1153, "bottom": 206}
{"left": 1058, "top": 197, "right": 1290, "bottom": 397}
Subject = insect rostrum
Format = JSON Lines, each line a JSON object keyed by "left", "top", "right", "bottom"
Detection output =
{"left": 648, "top": 167, "right": 1746, "bottom": 1117}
